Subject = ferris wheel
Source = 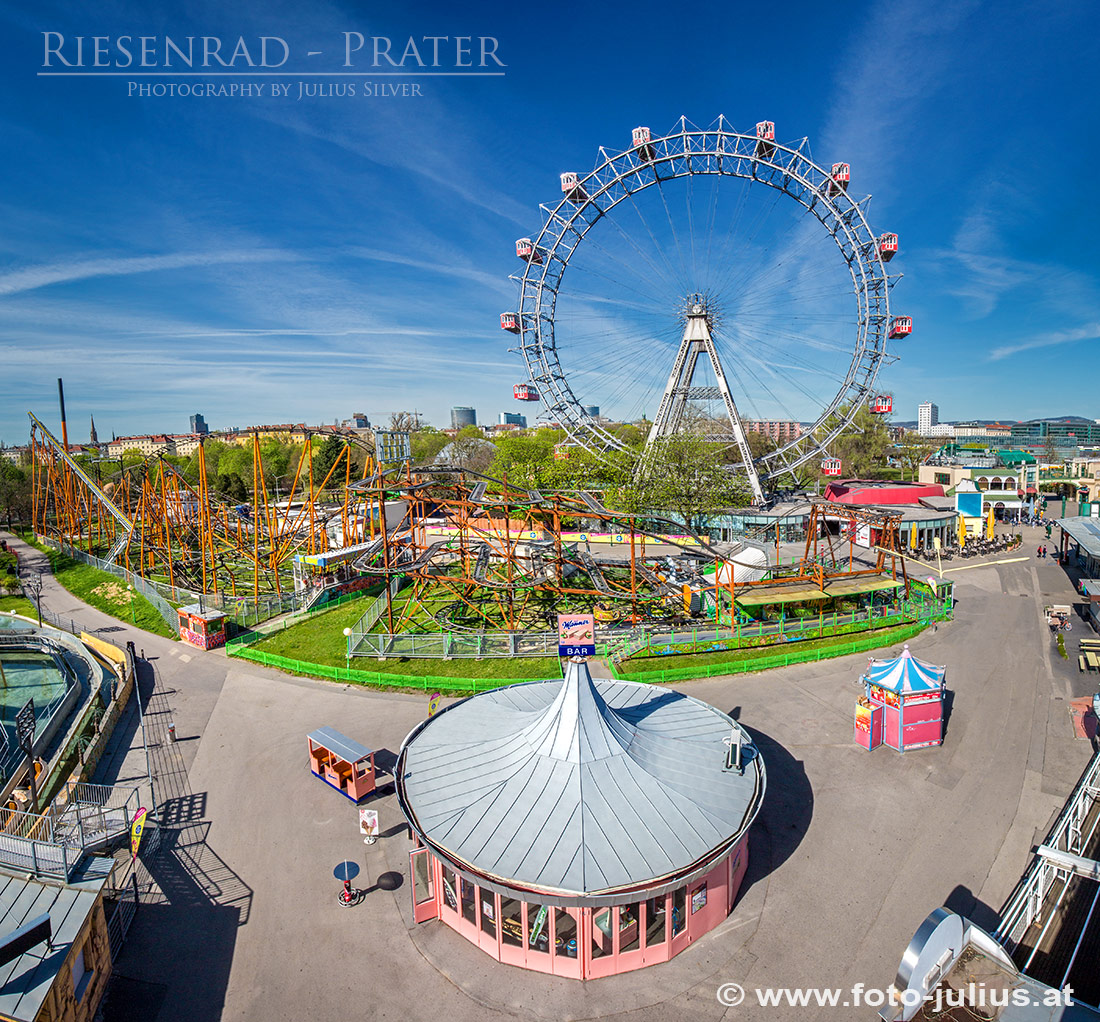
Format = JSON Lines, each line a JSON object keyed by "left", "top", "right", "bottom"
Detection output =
{"left": 501, "top": 116, "right": 912, "bottom": 504}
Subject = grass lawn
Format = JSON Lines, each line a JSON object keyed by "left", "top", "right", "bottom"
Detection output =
{"left": 0, "top": 595, "right": 38, "bottom": 619}
{"left": 249, "top": 600, "right": 562, "bottom": 680}
{"left": 619, "top": 621, "right": 925, "bottom": 676}
{"left": 28, "top": 546, "right": 177, "bottom": 639}
{"left": 250, "top": 600, "right": 375, "bottom": 663}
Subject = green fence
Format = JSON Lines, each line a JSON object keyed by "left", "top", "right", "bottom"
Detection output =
{"left": 225, "top": 642, "right": 562, "bottom": 692}
{"left": 608, "top": 619, "right": 935, "bottom": 684}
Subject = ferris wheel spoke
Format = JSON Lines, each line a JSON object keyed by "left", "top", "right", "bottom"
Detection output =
{"left": 708, "top": 185, "right": 785, "bottom": 298}
{"left": 577, "top": 210, "right": 683, "bottom": 300}
{"left": 685, "top": 169, "right": 699, "bottom": 284}
{"left": 618, "top": 186, "right": 689, "bottom": 293}
{"left": 653, "top": 176, "right": 690, "bottom": 295}
{"left": 720, "top": 348, "right": 811, "bottom": 425}
{"left": 714, "top": 207, "right": 827, "bottom": 305}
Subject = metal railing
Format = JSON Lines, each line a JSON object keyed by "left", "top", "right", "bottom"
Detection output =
{"left": 36, "top": 536, "right": 306, "bottom": 627}
{"left": 348, "top": 576, "right": 407, "bottom": 637}
{"left": 608, "top": 617, "right": 940, "bottom": 684}
{"left": 348, "top": 621, "right": 648, "bottom": 660}
{"left": 0, "top": 633, "right": 82, "bottom": 782}
{"left": 995, "top": 749, "right": 1100, "bottom": 950}
{"left": 0, "top": 783, "right": 139, "bottom": 879}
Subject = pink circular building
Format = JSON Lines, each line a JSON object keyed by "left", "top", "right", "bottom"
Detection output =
{"left": 396, "top": 660, "right": 765, "bottom": 978}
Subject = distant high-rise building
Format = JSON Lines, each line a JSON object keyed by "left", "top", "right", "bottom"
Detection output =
{"left": 917, "top": 402, "right": 939, "bottom": 436}
{"left": 582, "top": 405, "right": 600, "bottom": 418}
{"left": 190, "top": 413, "right": 209, "bottom": 435}
{"left": 352, "top": 412, "right": 370, "bottom": 428}
{"left": 451, "top": 407, "right": 477, "bottom": 430}
{"left": 499, "top": 412, "right": 527, "bottom": 427}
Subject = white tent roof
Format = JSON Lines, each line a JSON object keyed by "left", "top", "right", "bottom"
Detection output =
{"left": 396, "top": 661, "right": 765, "bottom": 901}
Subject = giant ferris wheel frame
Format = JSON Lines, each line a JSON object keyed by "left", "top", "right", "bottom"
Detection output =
{"left": 510, "top": 116, "right": 902, "bottom": 492}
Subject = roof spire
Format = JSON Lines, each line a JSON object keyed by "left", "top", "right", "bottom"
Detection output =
{"left": 520, "top": 659, "right": 635, "bottom": 763}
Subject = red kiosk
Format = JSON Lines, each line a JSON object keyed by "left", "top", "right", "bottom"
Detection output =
{"left": 176, "top": 604, "right": 227, "bottom": 650}
{"left": 855, "top": 644, "right": 946, "bottom": 753}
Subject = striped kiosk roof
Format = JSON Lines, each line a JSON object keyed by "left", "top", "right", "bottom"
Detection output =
{"left": 865, "top": 644, "right": 946, "bottom": 694}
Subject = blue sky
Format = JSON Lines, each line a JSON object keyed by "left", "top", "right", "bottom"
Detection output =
{"left": 1, "top": 0, "right": 1097, "bottom": 445}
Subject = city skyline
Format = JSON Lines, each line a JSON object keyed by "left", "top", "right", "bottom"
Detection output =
{"left": 2, "top": 0, "right": 1098, "bottom": 445}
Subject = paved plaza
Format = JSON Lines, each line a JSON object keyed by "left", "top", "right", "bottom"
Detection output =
{"left": 4, "top": 529, "right": 1097, "bottom": 1021}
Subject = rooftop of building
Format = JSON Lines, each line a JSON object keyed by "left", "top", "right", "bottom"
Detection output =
{"left": 0, "top": 860, "right": 113, "bottom": 1022}
{"left": 397, "top": 660, "right": 765, "bottom": 904}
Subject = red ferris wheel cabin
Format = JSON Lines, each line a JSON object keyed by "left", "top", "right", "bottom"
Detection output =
{"left": 516, "top": 238, "right": 542, "bottom": 264}
{"left": 755, "top": 121, "right": 776, "bottom": 158}
{"left": 500, "top": 312, "right": 520, "bottom": 333}
{"left": 889, "top": 316, "right": 912, "bottom": 339}
{"left": 827, "top": 163, "right": 850, "bottom": 197}
{"left": 632, "top": 126, "right": 654, "bottom": 160}
{"left": 878, "top": 233, "right": 899, "bottom": 262}
{"left": 513, "top": 384, "right": 539, "bottom": 401}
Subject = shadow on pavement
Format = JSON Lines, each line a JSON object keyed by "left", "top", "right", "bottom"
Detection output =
{"left": 942, "top": 883, "right": 1001, "bottom": 934}
{"left": 738, "top": 726, "right": 813, "bottom": 897}
{"left": 108, "top": 817, "right": 252, "bottom": 1022}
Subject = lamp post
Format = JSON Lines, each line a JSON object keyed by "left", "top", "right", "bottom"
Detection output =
{"left": 126, "top": 584, "right": 135, "bottom": 623}
{"left": 24, "top": 572, "right": 43, "bottom": 627}
{"left": 343, "top": 627, "right": 352, "bottom": 675}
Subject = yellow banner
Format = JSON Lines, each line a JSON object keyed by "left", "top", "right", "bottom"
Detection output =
{"left": 130, "top": 807, "right": 147, "bottom": 860}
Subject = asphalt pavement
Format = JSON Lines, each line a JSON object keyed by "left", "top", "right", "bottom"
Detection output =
{"left": 2, "top": 525, "right": 1095, "bottom": 1022}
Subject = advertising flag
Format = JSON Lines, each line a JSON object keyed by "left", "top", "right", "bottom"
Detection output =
{"left": 130, "top": 807, "right": 147, "bottom": 860}
{"left": 427, "top": 691, "right": 442, "bottom": 717}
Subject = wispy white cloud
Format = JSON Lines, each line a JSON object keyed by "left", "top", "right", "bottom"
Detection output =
{"left": 348, "top": 246, "right": 513, "bottom": 297}
{"left": 988, "top": 322, "right": 1100, "bottom": 361}
{"left": 0, "top": 248, "right": 300, "bottom": 298}
{"left": 254, "top": 105, "right": 532, "bottom": 228}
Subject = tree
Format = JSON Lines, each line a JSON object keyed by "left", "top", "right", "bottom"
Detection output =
{"left": 446, "top": 427, "right": 495, "bottom": 474}
{"left": 310, "top": 436, "right": 345, "bottom": 486}
{"left": 895, "top": 434, "right": 938, "bottom": 482}
{"left": 410, "top": 427, "right": 449, "bottom": 465}
{"left": 815, "top": 404, "right": 893, "bottom": 478}
{"left": 611, "top": 433, "right": 751, "bottom": 531}
{"left": 0, "top": 462, "right": 31, "bottom": 530}
{"left": 389, "top": 410, "right": 423, "bottom": 432}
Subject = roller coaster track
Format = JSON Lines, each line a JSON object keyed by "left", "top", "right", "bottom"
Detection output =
{"left": 29, "top": 411, "right": 134, "bottom": 564}
{"left": 575, "top": 550, "right": 612, "bottom": 594}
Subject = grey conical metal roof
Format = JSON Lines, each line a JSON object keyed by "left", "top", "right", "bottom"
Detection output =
{"left": 396, "top": 661, "right": 765, "bottom": 902}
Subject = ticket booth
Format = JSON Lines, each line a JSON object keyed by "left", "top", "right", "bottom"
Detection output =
{"left": 177, "top": 604, "right": 227, "bottom": 650}
{"left": 307, "top": 727, "right": 376, "bottom": 802}
{"left": 857, "top": 645, "right": 946, "bottom": 753}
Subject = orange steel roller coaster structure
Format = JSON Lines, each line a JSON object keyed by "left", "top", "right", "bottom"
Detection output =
{"left": 28, "top": 411, "right": 388, "bottom": 603}
{"left": 28, "top": 408, "right": 910, "bottom": 627}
